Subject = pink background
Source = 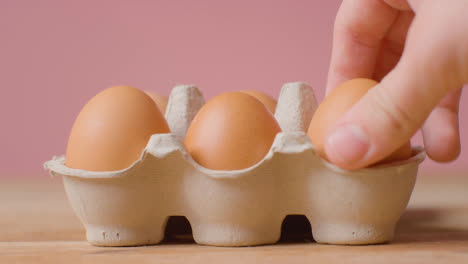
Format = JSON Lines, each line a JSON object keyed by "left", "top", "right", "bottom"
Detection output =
{"left": 0, "top": 0, "right": 466, "bottom": 179}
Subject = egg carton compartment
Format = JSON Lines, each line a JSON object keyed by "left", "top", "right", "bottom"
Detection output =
{"left": 44, "top": 83, "right": 425, "bottom": 247}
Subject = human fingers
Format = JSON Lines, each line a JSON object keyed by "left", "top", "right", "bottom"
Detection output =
{"left": 373, "top": 10, "right": 414, "bottom": 81}
{"left": 422, "top": 89, "right": 462, "bottom": 162}
{"left": 326, "top": 0, "right": 399, "bottom": 94}
{"left": 323, "top": 1, "right": 468, "bottom": 169}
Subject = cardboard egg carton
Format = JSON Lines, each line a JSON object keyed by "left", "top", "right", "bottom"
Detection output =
{"left": 44, "top": 83, "right": 425, "bottom": 247}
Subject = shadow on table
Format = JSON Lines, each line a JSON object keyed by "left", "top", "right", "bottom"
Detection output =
{"left": 393, "top": 207, "right": 468, "bottom": 244}
{"left": 162, "top": 215, "right": 314, "bottom": 245}
{"left": 161, "top": 208, "right": 468, "bottom": 245}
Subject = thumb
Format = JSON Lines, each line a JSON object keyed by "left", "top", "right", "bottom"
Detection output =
{"left": 323, "top": 63, "right": 441, "bottom": 169}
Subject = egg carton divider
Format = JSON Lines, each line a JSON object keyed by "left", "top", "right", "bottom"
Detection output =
{"left": 44, "top": 82, "right": 425, "bottom": 247}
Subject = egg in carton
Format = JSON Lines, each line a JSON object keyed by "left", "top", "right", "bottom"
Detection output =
{"left": 44, "top": 83, "right": 425, "bottom": 247}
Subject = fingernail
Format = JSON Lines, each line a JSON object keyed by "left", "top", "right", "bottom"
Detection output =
{"left": 325, "top": 124, "right": 370, "bottom": 166}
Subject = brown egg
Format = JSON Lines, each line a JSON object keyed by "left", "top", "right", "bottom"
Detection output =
{"left": 145, "top": 91, "right": 168, "bottom": 114}
{"left": 66, "top": 86, "right": 170, "bottom": 171}
{"left": 307, "top": 78, "right": 412, "bottom": 165}
{"left": 240, "top": 90, "right": 277, "bottom": 113}
{"left": 185, "top": 92, "right": 281, "bottom": 170}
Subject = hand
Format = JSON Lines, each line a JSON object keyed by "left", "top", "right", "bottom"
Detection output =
{"left": 325, "top": 0, "right": 467, "bottom": 169}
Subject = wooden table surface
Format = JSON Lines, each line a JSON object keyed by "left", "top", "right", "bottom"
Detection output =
{"left": 1, "top": 172, "right": 467, "bottom": 263}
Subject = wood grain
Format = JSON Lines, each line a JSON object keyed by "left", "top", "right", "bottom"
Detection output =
{"left": 1, "top": 173, "right": 467, "bottom": 263}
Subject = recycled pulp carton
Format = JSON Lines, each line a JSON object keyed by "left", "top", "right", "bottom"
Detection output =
{"left": 44, "top": 82, "right": 425, "bottom": 247}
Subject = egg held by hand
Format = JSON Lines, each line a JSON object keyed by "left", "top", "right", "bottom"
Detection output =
{"left": 66, "top": 86, "right": 170, "bottom": 171}
{"left": 184, "top": 92, "right": 282, "bottom": 170}
{"left": 307, "top": 78, "right": 412, "bottom": 167}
